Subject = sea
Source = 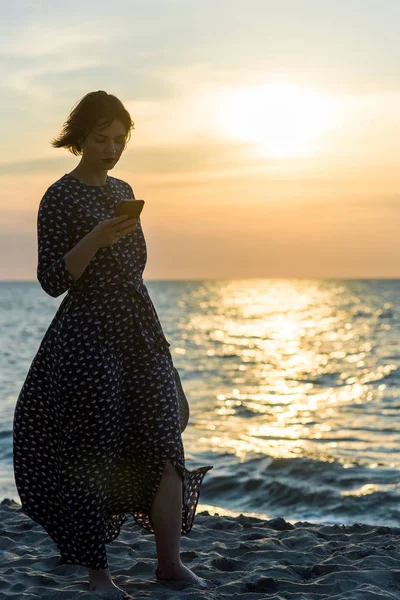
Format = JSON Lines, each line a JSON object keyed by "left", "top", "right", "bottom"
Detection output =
{"left": 1, "top": 278, "right": 400, "bottom": 528}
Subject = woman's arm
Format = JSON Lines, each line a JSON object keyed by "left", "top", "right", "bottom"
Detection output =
{"left": 63, "top": 232, "right": 99, "bottom": 284}
{"left": 37, "top": 188, "right": 76, "bottom": 297}
{"left": 37, "top": 187, "right": 102, "bottom": 297}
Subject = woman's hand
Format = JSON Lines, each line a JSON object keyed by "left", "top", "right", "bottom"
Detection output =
{"left": 90, "top": 215, "right": 139, "bottom": 250}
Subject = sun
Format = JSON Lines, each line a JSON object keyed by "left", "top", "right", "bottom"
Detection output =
{"left": 214, "top": 83, "right": 339, "bottom": 158}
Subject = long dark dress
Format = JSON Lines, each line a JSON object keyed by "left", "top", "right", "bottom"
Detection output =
{"left": 12, "top": 173, "right": 213, "bottom": 569}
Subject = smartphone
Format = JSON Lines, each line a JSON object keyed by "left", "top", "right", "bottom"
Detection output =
{"left": 114, "top": 199, "right": 145, "bottom": 219}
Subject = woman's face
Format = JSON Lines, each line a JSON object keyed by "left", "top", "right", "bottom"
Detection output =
{"left": 80, "top": 118, "right": 127, "bottom": 171}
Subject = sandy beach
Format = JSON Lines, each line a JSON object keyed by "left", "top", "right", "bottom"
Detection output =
{"left": 1, "top": 498, "right": 400, "bottom": 599}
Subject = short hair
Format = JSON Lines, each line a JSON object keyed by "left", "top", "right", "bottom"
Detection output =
{"left": 50, "top": 91, "right": 135, "bottom": 156}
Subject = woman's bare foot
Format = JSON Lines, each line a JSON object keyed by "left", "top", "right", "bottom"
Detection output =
{"left": 155, "top": 561, "right": 208, "bottom": 588}
{"left": 88, "top": 567, "right": 130, "bottom": 598}
{"left": 89, "top": 581, "right": 129, "bottom": 597}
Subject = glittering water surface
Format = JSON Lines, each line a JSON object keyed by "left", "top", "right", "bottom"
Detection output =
{"left": 1, "top": 279, "right": 400, "bottom": 526}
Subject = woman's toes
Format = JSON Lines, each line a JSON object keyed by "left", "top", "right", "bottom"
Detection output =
{"left": 89, "top": 585, "right": 131, "bottom": 599}
{"left": 155, "top": 564, "right": 209, "bottom": 588}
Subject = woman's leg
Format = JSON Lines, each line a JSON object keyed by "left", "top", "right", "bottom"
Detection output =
{"left": 88, "top": 566, "right": 112, "bottom": 590}
{"left": 150, "top": 459, "right": 183, "bottom": 569}
{"left": 150, "top": 459, "right": 207, "bottom": 586}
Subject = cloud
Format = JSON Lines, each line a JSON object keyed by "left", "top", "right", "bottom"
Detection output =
{"left": 0, "top": 15, "right": 118, "bottom": 103}
{"left": 4, "top": 59, "right": 105, "bottom": 102}
{"left": 0, "top": 19, "right": 105, "bottom": 58}
{"left": 0, "top": 137, "right": 264, "bottom": 177}
{"left": 0, "top": 157, "right": 66, "bottom": 176}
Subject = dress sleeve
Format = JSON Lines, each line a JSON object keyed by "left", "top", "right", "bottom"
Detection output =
{"left": 36, "top": 188, "right": 75, "bottom": 298}
{"left": 124, "top": 182, "right": 136, "bottom": 199}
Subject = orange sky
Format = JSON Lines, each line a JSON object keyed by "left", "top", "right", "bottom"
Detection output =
{"left": 1, "top": 1, "right": 400, "bottom": 279}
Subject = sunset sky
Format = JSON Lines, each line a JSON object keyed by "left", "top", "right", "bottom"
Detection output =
{"left": 1, "top": 0, "right": 400, "bottom": 280}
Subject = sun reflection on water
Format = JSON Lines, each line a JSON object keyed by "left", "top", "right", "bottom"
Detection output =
{"left": 178, "top": 279, "right": 398, "bottom": 467}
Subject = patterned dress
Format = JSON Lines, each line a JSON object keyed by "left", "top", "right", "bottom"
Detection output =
{"left": 13, "top": 173, "right": 213, "bottom": 569}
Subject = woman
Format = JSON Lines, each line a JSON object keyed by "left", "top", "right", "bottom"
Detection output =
{"left": 13, "top": 91, "right": 213, "bottom": 600}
